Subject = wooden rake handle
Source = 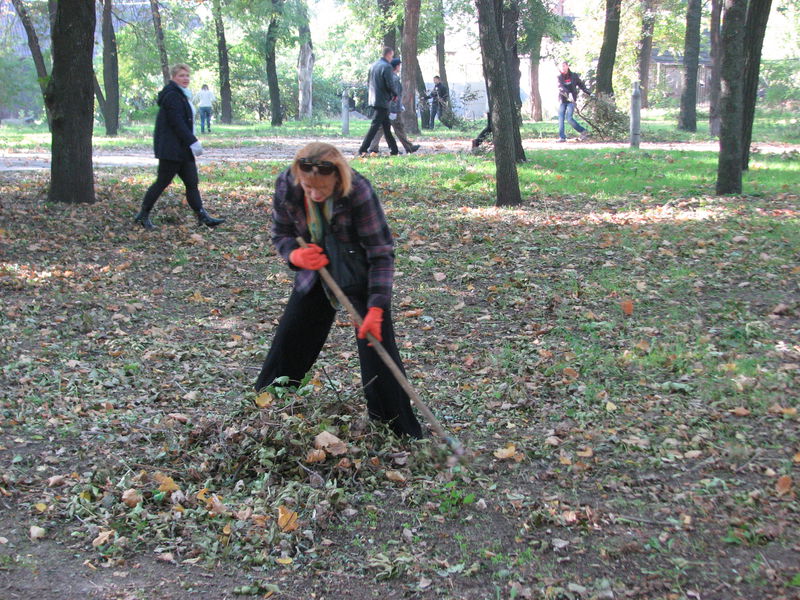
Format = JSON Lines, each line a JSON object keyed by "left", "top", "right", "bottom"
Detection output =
{"left": 296, "top": 237, "right": 465, "bottom": 456}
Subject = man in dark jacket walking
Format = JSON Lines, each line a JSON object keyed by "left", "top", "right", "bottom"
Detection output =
{"left": 556, "top": 61, "right": 591, "bottom": 142}
{"left": 357, "top": 47, "right": 400, "bottom": 157}
{"left": 368, "top": 58, "right": 420, "bottom": 154}
{"left": 134, "top": 63, "right": 225, "bottom": 229}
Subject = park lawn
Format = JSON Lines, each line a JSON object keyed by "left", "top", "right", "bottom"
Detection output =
{"left": 0, "top": 149, "right": 798, "bottom": 599}
{"left": 1, "top": 105, "right": 799, "bottom": 151}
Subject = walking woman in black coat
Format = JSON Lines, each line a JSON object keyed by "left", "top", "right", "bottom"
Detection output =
{"left": 134, "top": 63, "right": 225, "bottom": 229}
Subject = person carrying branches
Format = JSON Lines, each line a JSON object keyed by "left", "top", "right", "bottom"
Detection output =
{"left": 557, "top": 61, "right": 592, "bottom": 142}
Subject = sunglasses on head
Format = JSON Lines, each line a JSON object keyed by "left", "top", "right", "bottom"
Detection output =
{"left": 298, "top": 158, "right": 337, "bottom": 175}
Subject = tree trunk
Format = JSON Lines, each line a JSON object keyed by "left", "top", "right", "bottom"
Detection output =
{"left": 401, "top": 0, "right": 421, "bottom": 135}
{"left": 297, "top": 23, "right": 314, "bottom": 120}
{"left": 637, "top": 0, "right": 655, "bottom": 109}
{"left": 596, "top": 0, "right": 621, "bottom": 96}
{"left": 415, "top": 67, "right": 431, "bottom": 129}
{"left": 476, "top": 0, "right": 522, "bottom": 207}
{"left": 46, "top": 0, "right": 95, "bottom": 204}
{"left": 500, "top": 0, "right": 525, "bottom": 161}
{"left": 740, "top": 0, "right": 772, "bottom": 170}
{"left": 678, "top": 0, "right": 702, "bottom": 131}
{"left": 709, "top": 0, "right": 722, "bottom": 135}
{"left": 149, "top": 0, "right": 170, "bottom": 85}
{"left": 716, "top": 0, "right": 746, "bottom": 195}
{"left": 101, "top": 0, "right": 119, "bottom": 135}
{"left": 93, "top": 72, "right": 107, "bottom": 118}
{"left": 434, "top": 0, "right": 449, "bottom": 94}
{"left": 266, "top": 0, "right": 284, "bottom": 127}
{"left": 379, "top": 0, "right": 396, "bottom": 50}
{"left": 212, "top": 0, "right": 233, "bottom": 124}
{"left": 528, "top": 32, "right": 543, "bottom": 121}
{"left": 10, "top": 0, "right": 51, "bottom": 128}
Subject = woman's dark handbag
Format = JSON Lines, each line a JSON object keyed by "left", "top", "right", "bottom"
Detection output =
{"left": 322, "top": 226, "right": 368, "bottom": 297}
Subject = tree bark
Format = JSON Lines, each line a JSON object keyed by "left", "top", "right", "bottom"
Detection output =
{"left": 10, "top": 0, "right": 51, "bottom": 128}
{"left": 637, "top": 0, "right": 655, "bottom": 109}
{"left": 149, "top": 0, "right": 170, "bottom": 85}
{"left": 415, "top": 67, "right": 431, "bottom": 129}
{"left": 529, "top": 34, "right": 543, "bottom": 121}
{"left": 297, "top": 22, "right": 314, "bottom": 120}
{"left": 476, "top": 0, "right": 522, "bottom": 207}
{"left": 500, "top": 0, "right": 525, "bottom": 161}
{"left": 709, "top": 0, "right": 722, "bottom": 135}
{"left": 212, "top": 0, "right": 233, "bottom": 124}
{"left": 740, "top": 0, "right": 772, "bottom": 170}
{"left": 401, "top": 0, "right": 421, "bottom": 135}
{"left": 596, "top": 0, "right": 621, "bottom": 96}
{"left": 716, "top": 0, "right": 746, "bottom": 195}
{"left": 678, "top": 0, "right": 702, "bottom": 131}
{"left": 265, "top": 1, "right": 284, "bottom": 126}
{"left": 101, "top": 0, "right": 119, "bottom": 135}
{"left": 46, "top": 0, "right": 95, "bottom": 204}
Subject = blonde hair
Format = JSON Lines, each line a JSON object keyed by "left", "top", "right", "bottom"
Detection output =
{"left": 170, "top": 63, "right": 191, "bottom": 77}
{"left": 290, "top": 142, "right": 353, "bottom": 196}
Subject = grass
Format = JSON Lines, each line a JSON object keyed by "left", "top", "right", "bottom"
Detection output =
{"left": 0, "top": 130, "right": 799, "bottom": 598}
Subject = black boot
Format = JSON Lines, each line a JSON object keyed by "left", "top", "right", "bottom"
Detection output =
{"left": 134, "top": 210, "right": 156, "bottom": 230}
{"left": 196, "top": 208, "right": 225, "bottom": 228}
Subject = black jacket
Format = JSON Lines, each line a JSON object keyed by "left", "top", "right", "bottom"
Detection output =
{"left": 367, "top": 58, "right": 395, "bottom": 110}
{"left": 557, "top": 70, "right": 590, "bottom": 103}
{"left": 153, "top": 81, "right": 197, "bottom": 162}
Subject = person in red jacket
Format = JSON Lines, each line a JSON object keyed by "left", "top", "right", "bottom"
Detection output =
{"left": 557, "top": 61, "right": 592, "bottom": 142}
{"left": 255, "top": 141, "right": 422, "bottom": 439}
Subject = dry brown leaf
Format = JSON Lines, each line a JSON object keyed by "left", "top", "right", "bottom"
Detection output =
{"left": 47, "top": 475, "right": 66, "bottom": 487}
{"left": 29, "top": 526, "right": 46, "bottom": 541}
{"left": 306, "top": 449, "right": 327, "bottom": 463}
{"left": 545, "top": 436, "right": 562, "bottom": 447}
{"left": 208, "top": 494, "right": 228, "bottom": 516}
{"left": 576, "top": 447, "right": 594, "bottom": 458}
{"left": 562, "top": 367, "right": 579, "bottom": 380}
{"left": 730, "top": 407, "right": 751, "bottom": 417}
{"left": 433, "top": 272, "right": 447, "bottom": 281}
{"left": 493, "top": 443, "right": 517, "bottom": 459}
{"left": 154, "top": 472, "right": 179, "bottom": 493}
{"left": 620, "top": 299, "right": 634, "bottom": 316}
{"left": 385, "top": 470, "right": 407, "bottom": 482}
{"left": 314, "top": 431, "right": 348, "bottom": 456}
{"left": 277, "top": 505, "right": 299, "bottom": 532}
{"left": 92, "top": 529, "right": 115, "bottom": 547}
{"left": 254, "top": 391, "right": 274, "bottom": 408}
{"left": 121, "top": 489, "right": 142, "bottom": 508}
{"left": 793, "top": 452, "right": 800, "bottom": 464}
{"left": 775, "top": 475, "right": 793, "bottom": 496}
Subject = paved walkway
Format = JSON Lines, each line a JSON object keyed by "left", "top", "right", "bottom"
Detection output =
{"left": 1, "top": 137, "right": 798, "bottom": 172}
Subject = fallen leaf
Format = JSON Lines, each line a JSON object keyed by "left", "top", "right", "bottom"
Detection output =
{"left": 92, "top": 529, "right": 115, "bottom": 547}
{"left": 776, "top": 475, "right": 793, "bottom": 496}
{"left": 306, "top": 449, "right": 327, "bottom": 463}
{"left": 730, "top": 407, "right": 750, "bottom": 417}
{"left": 493, "top": 443, "right": 517, "bottom": 459}
{"left": 605, "top": 401, "right": 618, "bottom": 412}
{"left": 157, "top": 552, "right": 175, "bottom": 563}
{"left": 122, "top": 489, "right": 142, "bottom": 508}
{"left": 433, "top": 272, "right": 447, "bottom": 281}
{"left": 544, "top": 436, "right": 562, "bottom": 446}
{"left": 620, "top": 299, "right": 634, "bottom": 316}
{"left": 576, "top": 447, "right": 594, "bottom": 458}
{"left": 29, "top": 526, "right": 46, "bottom": 541}
{"left": 254, "top": 391, "right": 274, "bottom": 408}
{"left": 47, "top": 475, "right": 66, "bottom": 487}
{"left": 562, "top": 367, "right": 579, "bottom": 380}
{"left": 34, "top": 502, "right": 47, "bottom": 513}
{"left": 277, "top": 505, "right": 299, "bottom": 532}
{"left": 385, "top": 470, "right": 407, "bottom": 482}
{"left": 276, "top": 557, "right": 293, "bottom": 565}
{"left": 154, "top": 472, "right": 179, "bottom": 493}
{"left": 314, "top": 431, "right": 347, "bottom": 456}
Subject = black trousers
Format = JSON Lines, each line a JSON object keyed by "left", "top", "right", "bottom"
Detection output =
{"left": 140, "top": 159, "right": 203, "bottom": 213}
{"left": 358, "top": 107, "right": 399, "bottom": 155}
{"left": 255, "top": 281, "right": 422, "bottom": 438}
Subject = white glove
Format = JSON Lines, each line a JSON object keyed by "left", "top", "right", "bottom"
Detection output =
{"left": 190, "top": 141, "right": 204, "bottom": 157}
{"left": 389, "top": 113, "right": 397, "bottom": 121}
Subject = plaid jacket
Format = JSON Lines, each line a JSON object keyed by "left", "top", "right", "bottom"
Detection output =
{"left": 271, "top": 168, "right": 395, "bottom": 309}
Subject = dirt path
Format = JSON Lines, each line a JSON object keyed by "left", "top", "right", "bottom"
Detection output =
{"left": 2, "top": 137, "right": 798, "bottom": 171}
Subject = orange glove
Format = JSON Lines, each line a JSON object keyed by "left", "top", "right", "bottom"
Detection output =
{"left": 357, "top": 307, "right": 384, "bottom": 343}
{"left": 289, "top": 244, "right": 329, "bottom": 270}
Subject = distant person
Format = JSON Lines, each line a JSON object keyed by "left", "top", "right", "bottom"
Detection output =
{"left": 428, "top": 75, "right": 449, "bottom": 129}
{"left": 557, "top": 61, "right": 591, "bottom": 142}
{"left": 134, "top": 63, "right": 225, "bottom": 230}
{"left": 357, "top": 47, "right": 400, "bottom": 157}
{"left": 194, "top": 84, "right": 215, "bottom": 133}
{"left": 368, "top": 58, "right": 420, "bottom": 155}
